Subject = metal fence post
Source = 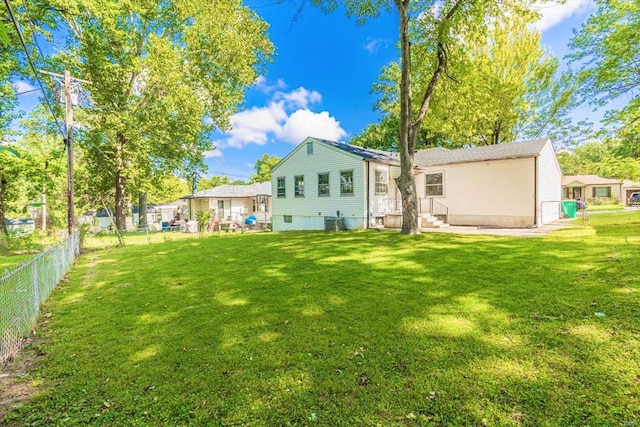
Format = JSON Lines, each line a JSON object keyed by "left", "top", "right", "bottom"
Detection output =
{"left": 32, "top": 262, "right": 39, "bottom": 314}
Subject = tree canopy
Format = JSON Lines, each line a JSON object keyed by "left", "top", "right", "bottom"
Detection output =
{"left": 569, "top": 0, "right": 640, "bottom": 156}
{"left": 30, "top": 0, "right": 273, "bottom": 230}
{"left": 250, "top": 154, "right": 281, "bottom": 183}
{"left": 321, "top": 0, "right": 540, "bottom": 233}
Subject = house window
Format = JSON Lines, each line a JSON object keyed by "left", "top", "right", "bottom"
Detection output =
{"left": 562, "top": 188, "right": 569, "bottom": 199}
{"left": 218, "top": 200, "right": 224, "bottom": 210}
{"left": 284, "top": 215, "right": 292, "bottom": 223}
{"left": 253, "top": 198, "right": 268, "bottom": 212}
{"left": 277, "top": 177, "right": 286, "bottom": 198}
{"left": 307, "top": 141, "right": 313, "bottom": 155}
{"left": 318, "top": 173, "right": 330, "bottom": 196}
{"left": 375, "top": 170, "right": 388, "bottom": 194}
{"left": 593, "top": 187, "right": 611, "bottom": 198}
{"left": 340, "top": 170, "right": 354, "bottom": 195}
{"left": 294, "top": 175, "right": 305, "bottom": 197}
{"left": 425, "top": 173, "right": 443, "bottom": 196}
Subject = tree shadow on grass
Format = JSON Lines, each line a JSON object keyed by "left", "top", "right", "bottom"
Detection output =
{"left": 6, "top": 229, "right": 639, "bottom": 426}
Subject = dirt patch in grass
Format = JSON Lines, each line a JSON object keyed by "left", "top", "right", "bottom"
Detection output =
{"left": 0, "top": 341, "right": 41, "bottom": 422}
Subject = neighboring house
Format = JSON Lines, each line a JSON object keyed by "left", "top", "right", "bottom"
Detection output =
{"left": 182, "top": 183, "right": 272, "bottom": 224}
{"left": 561, "top": 175, "right": 623, "bottom": 202}
{"left": 271, "top": 136, "right": 561, "bottom": 231}
{"left": 622, "top": 179, "right": 640, "bottom": 205}
{"left": 133, "top": 200, "right": 188, "bottom": 226}
{"left": 93, "top": 200, "right": 187, "bottom": 230}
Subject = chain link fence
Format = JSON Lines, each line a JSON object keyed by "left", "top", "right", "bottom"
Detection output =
{"left": 0, "top": 232, "right": 79, "bottom": 367}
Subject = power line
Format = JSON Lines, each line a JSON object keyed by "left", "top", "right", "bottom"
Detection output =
{"left": 16, "top": 87, "right": 41, "bottom": 95}
{"left": 209, "top": 158, "right": 253, "bottom": 174}
{"left": 3, "top": 0, "right": 66, "bottom": 138}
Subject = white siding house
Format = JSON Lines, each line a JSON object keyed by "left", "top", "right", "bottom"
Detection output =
{"left": 272, "top": 137, "right": 561, "bottom": 231}
{"left": 414, "top": 138, "right": 562, "bottom": 226}
{"left": 562, "top": 175, "right": 624, "bottom": 202}
{"left": 271, "top": 138, "right": 399, "bottom": 231}
{"left": 183, "top": 183, "right": 272, "bottom": 225}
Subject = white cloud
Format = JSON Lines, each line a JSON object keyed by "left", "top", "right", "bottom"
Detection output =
{"left": 253, "top": 75, "right": 287, "bottom": 94}
{"left": 204, "top": 148, "right": 223, "bottom": 158}
{"left": 214, "top": 83, "right": 347, "bottom": 149}
{"left": 278, "top": 110, "right": 347, "bottom": 144}
{"left": 533, "top": 0, "right": 594, "bottom": 32}
{"left": 12, "top": 81, "right": 37, "bottom": 94}
{"left": 364, "top": 37, "right": 390, "bottom": 54}
{"left": 274, "top": 87, "right": 322, "bottom": 109}
{"left": 221, "top": 101, "right": 287, "bottom": 148}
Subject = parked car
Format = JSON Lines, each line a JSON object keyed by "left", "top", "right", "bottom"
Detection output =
{"left": 629, "top": 192, "right": 640, "bottom": 206}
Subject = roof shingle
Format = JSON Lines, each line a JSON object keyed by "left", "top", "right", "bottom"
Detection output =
{"left": 414, "top": 138, "right": 551, "bottom": 166}
{"left": 185, "top": 182, "right": 271, "bottom": 199}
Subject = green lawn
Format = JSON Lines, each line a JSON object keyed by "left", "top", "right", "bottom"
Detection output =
{"left": 3, "top": 213, "right": 640, "bottom": 426}
{"left": 0, "top": 233, "right": 61, "bottom": 274}
{"left": 585, "top": 203, "right": 626, "bottom": 211}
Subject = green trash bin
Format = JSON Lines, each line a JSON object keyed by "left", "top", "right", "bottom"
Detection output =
{"left": 561, "top": 200, "right": 577, "bottom": 218}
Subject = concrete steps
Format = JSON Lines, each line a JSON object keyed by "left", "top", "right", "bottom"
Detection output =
{"left": 420, "top": 214, "right": 450, "bottom": 229}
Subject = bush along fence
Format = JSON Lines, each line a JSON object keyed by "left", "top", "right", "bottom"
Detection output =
{"left": 0, "top": 232, "right": 80, "bottom": 367}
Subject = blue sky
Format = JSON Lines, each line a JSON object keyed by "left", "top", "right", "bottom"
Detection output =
{"left": 13, "top": 0, "right": 597, "bottom": 181}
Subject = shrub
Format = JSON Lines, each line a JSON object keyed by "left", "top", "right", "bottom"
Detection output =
{"left": 195, "top": 210, "right": 211, "bottom": 233}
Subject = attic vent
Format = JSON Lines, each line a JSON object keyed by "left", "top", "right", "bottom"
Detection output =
{"left": 307, "top": 141, "right": 313, "bottom": 155}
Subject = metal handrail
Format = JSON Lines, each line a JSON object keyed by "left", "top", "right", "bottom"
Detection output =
{"left": 420, "top": 197, "right": 448, "bottom": 223}
{"left": 381, "top": 197, "right": 449, "bottom": 223}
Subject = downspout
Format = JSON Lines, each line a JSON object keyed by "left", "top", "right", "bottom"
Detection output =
{"left": 366, "top": 161, "right": 370, "bottom": 229}
{"left": 534, "top": 156, "right": 539, "bottom": 227}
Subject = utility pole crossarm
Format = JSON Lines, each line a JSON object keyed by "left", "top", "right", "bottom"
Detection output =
{"left": 37, "top": 69, "right": 92, "bottom": 84}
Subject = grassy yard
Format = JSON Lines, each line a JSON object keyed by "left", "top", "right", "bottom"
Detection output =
{"left": 0, "top": 233, "right": 61, "bottom": 275}
{"left": 585, "top": 203, "right": 626, "bottom": 211}
{"left": 2, "top": 212, "right": 640, "bottom": 426}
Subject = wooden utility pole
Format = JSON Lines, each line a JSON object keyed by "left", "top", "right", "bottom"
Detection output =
{"left": 38, "top": 69, "right": 90, "bottom": 237}
{"left": 64, "top": 70, "right": 75, "bottom": 236}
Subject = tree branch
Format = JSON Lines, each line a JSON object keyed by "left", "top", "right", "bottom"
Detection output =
{"left": 410, "top": 0, "right": 465, "bottom": 135}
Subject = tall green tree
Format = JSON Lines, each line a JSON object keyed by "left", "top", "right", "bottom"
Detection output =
{"left": 41, "top": 0, "right": 273, "bottom": 231}
{"left": 557, "top": 140, "right": 640, "bottom": 181}
{"left": 569, "top": 0, "right": 640, "bottom": 154}
{"left": 319, "top": 0, "right": 534, "bottom": 233}
{"left": 198, "top": 175, "right": 231, "bottom": 191}
{"left": 357, "top": 12, "right": 572, "bottom": 150}
{"left": 17, "top": 107, "right": 69, "bottom": 230}
{"left": 250, "top": 154, "right": 281, "bottom": 183}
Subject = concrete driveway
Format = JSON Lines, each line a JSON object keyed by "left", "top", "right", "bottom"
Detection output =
{"left": 420, "top": 218, "right": 579, "bottom": 237}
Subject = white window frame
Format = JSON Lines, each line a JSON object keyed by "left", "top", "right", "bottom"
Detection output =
{"left": 425, "top": 172, "right": 444, "bottom": 197}
{"left": 318, "top": 172, "right": 330, "bottom": 197}
{"left": 277, "top": 177, "right": 286, "bottom": 198}
{"left": 375, "top": 170, "right": 388, "bottom": 195}
{"left": 294, "top": 175, "right": 305, "bottom": 197}
{"left": 340, "top": 170, "right": 354, "bottom": 196}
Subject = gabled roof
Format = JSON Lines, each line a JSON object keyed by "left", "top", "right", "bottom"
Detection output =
{"left": 309, "top": 137, "right": 400, "bottom": 164}
{"left": 562, "top": 175, "right": 622, "bottom": 186}
{"left": 183, "top": 182, "right": 271, "bottom": 199}
{"left": 622, "top": 179, "right": 640, "bottom": 188}
{"left": 414, "top": 138, "right": 551, "bottom": 167}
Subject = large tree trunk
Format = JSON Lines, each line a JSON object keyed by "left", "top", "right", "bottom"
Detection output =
{"left": 396, "top": 0, "right": 420, "bottom": 235}
{"left": 115, "top": 132, "right": 127, "bottom": 232}
{"left": 0, "top": 176, "right": 7, "bottom": 235}
{"left": 138, "top": 192, "right": 148, "bottom": 230}
{"left": 394, "top": 0, "right": 462, "bottom": 234}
